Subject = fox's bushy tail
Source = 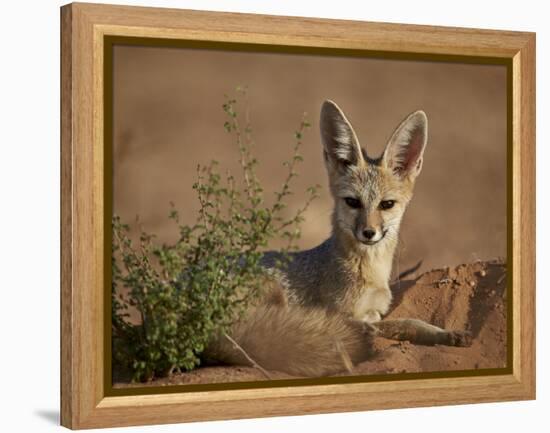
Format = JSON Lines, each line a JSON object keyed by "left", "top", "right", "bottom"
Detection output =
{"left": 205, "top": 303, "right": 375, "bottom": 377}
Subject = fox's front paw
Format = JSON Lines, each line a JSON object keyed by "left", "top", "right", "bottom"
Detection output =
{"left": 361, "top": 310, "right": 381, "bottom": 323}
{"left": 448, "top": 330, "right": 473, "bottom": 347}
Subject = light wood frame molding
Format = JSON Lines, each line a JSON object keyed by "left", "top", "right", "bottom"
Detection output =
{"left": 60, "top": 2, "right": 535, "bottom": 429}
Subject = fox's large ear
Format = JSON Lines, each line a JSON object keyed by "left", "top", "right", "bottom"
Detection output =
{"left": 382, "top": 110, "right": 428, "bottom": 181}
{"left": 320, "top": 100, "right": 364, "bottom": 172}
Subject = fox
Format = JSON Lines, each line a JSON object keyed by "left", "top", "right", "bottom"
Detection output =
{"left": 205, "top": 100, "right": 471, "bottom": 377}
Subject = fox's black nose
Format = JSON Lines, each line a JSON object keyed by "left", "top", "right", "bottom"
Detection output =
{"left": 363, "top": 229, "right": 376, "bottom": 240}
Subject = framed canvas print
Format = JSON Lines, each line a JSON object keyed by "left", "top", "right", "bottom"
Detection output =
{"left": 60, "top": 2, "right": 535, "bottom": 429}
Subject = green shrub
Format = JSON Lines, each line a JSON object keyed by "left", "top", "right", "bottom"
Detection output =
{"left": 112, "top": 89, "right": 320, "bottom": 382}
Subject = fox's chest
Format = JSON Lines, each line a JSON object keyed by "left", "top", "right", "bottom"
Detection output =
{"left": 338, "top": 254, "right": 393, "bottom": 320}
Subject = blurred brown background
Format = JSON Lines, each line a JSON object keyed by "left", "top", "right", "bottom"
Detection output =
{"left": 112, "top": 45, "right": 507, "bottom": 274}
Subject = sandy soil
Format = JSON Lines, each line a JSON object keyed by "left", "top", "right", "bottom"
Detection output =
{"left": 114, "top": 259, "right": 507, "bottom": 388}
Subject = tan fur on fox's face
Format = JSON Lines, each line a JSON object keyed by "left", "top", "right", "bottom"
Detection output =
{"left": 321, "top": 101, "right": 427, "bottom": 251}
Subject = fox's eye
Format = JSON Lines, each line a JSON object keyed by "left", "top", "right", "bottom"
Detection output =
{"left": 379, "top": 200, "right": 395, "bottom": 210}
{"left": 344, "top": 197, "right": 362, "bottom": 209}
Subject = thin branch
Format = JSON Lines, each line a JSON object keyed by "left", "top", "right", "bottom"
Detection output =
{"left": 223, "top": 333, "right": 272, "bottom": 379}
{"left": 195, "top": 165, "right": 211, "bottom": 232}
{"left": 334, "top": 339, "right": 354, "bottom": 374}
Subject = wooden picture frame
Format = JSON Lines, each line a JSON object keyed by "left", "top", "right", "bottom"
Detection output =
{"left": 60, "top": 2, "right": 535, "bottom": 429}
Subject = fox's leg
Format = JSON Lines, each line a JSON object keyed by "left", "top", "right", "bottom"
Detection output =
{"left": 353, "top": 287, "right": 392, "bottom": 324}
{"left": 373, "top": 318, "right": 472, "bottom": 347}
